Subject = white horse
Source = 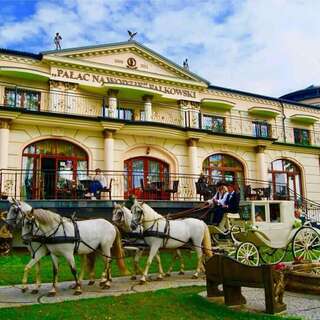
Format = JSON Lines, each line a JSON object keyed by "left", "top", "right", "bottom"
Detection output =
{"left": 130, "top": 201, "right": 213, "bottom": 283}
{"left": 7, "top": 201, "right": 129, "bottom": 296}
{"left": 112, "top": 204, "right": 185, "bottom": 279}
{"left": 6, "top": 200, "right": 97, "bottom": 294}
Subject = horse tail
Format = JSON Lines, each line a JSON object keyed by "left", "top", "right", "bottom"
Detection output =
{"left": 112, "top": 226, "right": 130, "bottom": 276}
{"left": 202, "top": 224, "right": 213, "bottom": 257}
{"left": 86, "top": 251, "right": 96, "bottom": 274}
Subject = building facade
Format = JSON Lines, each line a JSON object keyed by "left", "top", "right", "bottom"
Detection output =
{"left": 0, "top": 41, "right": 319, "bottom": 204}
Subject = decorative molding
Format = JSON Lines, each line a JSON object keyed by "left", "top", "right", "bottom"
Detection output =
{"left": 0, "top": 119, "right": 11, "bottom": 129}
{"left": 186, "top": 138, "right": 199, "bottom": 147}
{"left": 108, "top": 89, "right": 119, "bottom": 97}
{"left": 255, "top": 145, "right": 266, "bottom": 153}
{"left": 143, "top": 95, "right": 153, "bottom": 102}
{"left": 103, "top": 129, "right": 116, "bottom": 139}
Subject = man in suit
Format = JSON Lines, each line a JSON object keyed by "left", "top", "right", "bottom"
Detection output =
{"left": 207, "top": 183, "right": 240, "bottom": 226}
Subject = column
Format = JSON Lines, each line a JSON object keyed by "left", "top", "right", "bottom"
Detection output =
{"left": 143, "top": 95, "right": 153, "bottom": 121}
{"left": 187, "top": 138, "right": 199, "bottom": 200}
{"left": 255, "top": 145, "right": 268, "bottom": 187}
{"left": 108, "top": 89, "right": 118, "bottom": 118}
{"left": 103, "top": 129, "right": 115, "bottom": 172}
{"left": 0, "top": 119, "right": 10, "bottom": 170}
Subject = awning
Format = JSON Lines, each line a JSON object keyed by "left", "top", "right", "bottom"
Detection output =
{"left": 290, "top": 114, "right": 318, "bottom": 124}
{"left": 201, "top": 99, "right": 235, "bottom": 111}
{"left": 248, "top": 107, "right": 280, "bottom": 118}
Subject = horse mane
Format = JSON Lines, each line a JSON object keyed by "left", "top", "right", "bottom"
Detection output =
{"left": 33, "top": 209, "right": 62, "bottom": 226}
{"left": 141, "top": 203, "right": 162, "bottom": 218}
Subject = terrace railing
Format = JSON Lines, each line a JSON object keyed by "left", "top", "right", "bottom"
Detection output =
{"left": 0, "top": 168, "right": 309, "bottom": 205}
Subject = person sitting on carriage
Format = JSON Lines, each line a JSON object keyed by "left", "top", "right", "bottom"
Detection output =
{"left": 205, "top": 182, "right": 228, "bottom": 224}
{"left": 206, "top": 183, "right": 240, "bottom": 228}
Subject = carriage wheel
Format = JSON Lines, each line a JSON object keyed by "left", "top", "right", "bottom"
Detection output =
{"left": 236, "top": 242, "right": 260, "bottom": 266}
{"left": 259, "top": 246, "right": 287, "bottom": 264}
{"left": 292, "top": 227, "right": 320, "bottom": 261}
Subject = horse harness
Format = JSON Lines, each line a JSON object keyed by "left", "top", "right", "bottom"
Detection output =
{"left": 22, "top": 214, "right": 81, "bottom": 257}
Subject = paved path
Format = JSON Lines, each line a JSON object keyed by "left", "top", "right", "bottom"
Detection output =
{"left": 0, "top": 272, "right": 319, "bottom": 319}
{"left": 0, "top": 271, "right": 204, "bottom": 308}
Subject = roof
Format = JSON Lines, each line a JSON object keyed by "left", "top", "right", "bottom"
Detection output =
{"left": 280, "top": 85, "right": 320, "bottom": 102}
{"left": 41, "top": 40, "right": 210, "bottom": 84}
{"left": 0, "top": 48, "right": 42, "bottom": 60}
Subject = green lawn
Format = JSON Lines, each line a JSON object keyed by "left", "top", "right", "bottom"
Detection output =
{"left": 0, "top": 249, "right": 197, "bottom": 286}
{"left": 0, "top": 286, "right": 300, "bottom": 320}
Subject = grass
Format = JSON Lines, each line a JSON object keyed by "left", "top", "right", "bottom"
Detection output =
{"left": 0, "top": 249, "right": 197, "bottom": 286}
{"left": 0, "top": 286, "right": 300, "bottom": 320}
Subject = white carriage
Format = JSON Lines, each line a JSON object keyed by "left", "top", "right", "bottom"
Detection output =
{"left": 212, "top": 200, "right": 320, "bottom": 266}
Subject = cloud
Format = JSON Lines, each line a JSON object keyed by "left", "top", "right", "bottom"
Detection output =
{"left": 0, "top": 0, "right": 319, "bottom": 97}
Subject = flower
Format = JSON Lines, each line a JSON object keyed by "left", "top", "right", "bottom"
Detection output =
{"left": 274, "top": 263, "right": 287, "bottom": 271}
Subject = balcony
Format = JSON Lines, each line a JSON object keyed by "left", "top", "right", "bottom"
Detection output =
{"left": 1, "top": 83, "right": 320, "bottom": 146}
{"left": 0, "top": 169, "right": 299, "bottom": 203}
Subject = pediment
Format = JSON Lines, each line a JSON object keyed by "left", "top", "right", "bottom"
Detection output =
{"left": 42, "top": 41, "right": 208, "bottom": 84}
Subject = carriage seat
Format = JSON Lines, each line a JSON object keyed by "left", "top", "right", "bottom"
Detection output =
{"left": 226, "top": 213, "right": 240, "bottom": 219}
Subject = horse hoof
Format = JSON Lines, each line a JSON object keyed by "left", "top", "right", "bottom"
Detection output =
{"left": 102, "top": 284, "right": 111, "bottom": 290}
{"left": 31, "top": 289, "right": 39, "bottom": 295}
{"left": 74, "top": 290, "right": 82, "bottom": 296}
{"left": 156, "top": 276, "right": 163, "bottom": 281}
{"left": 165, "top": 273, "right": 171, "bottom": 277}
{"left": 139, "top": 279, "right": 146, "bottom": 285}
{"left": 178, "top": 271, "right": 185, "bottom": 275}
{"left": 21, "top": 288, "right": 28, "bottom": 293}
{"left": 131, "top": 275, "right": 137, "bottom": 280}
{"left": 192, "top": 274, "right": 199, "bottom": 279}
{"left": 47, "top": 291, "right": 56, "bottom": 297}
{"left": 88, "top": 280, "right": 95, "bottom": 286}
{"left": 99, "top": 281, "right": 106, "bottom": 287}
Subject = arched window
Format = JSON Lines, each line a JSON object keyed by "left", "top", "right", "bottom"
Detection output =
{"left": 202, "top": 153, "right": 244, "bottom": 190}
{"left": 268, "top": 159, "right": 302, "bottom": 203}
{"left": 124, "top": 157, "right": 169, "bottom": 200}
{"left": 22, "top": 139, "right": 88, "bottom": 199}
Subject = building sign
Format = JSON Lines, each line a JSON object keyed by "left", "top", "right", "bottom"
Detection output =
{"left": 51, "top": 67, "right": 197, "bottom": 99}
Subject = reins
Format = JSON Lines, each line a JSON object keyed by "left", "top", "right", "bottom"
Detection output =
{"left": 134, "top": 204, "right": 215, "bottom": 254}
{"left": 166, "top": 204, "right": 210, "bottom": 220}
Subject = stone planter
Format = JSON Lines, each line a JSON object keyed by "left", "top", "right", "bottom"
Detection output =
{"left": 286, "top": 263, "right": 320, "bottom": 295}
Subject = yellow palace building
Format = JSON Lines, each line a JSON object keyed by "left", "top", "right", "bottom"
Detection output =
{"left": 0, "top": 40, "right": 319, "bottom": 208}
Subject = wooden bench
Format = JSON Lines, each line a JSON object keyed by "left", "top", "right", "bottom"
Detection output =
{"left": 205, "top": 254, "right": 286, "bottom": 314}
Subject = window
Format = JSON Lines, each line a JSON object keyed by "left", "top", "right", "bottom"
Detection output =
{"left": 252, "top": 121, "right": 271, "bottom": 138}
{"left": 269, "top": 159, "right": 302, "bottom": 205}
{"left": 202, "top": 153, "right": 244, "bottom": 192}
{"left": 124, "top": 157, "right": 170, "bottom": 200}
{"left": 21, "top": 139, "right": 88, "bottom": 200}
{"left": 5, "top": 88, "right": 40, "bottom": 111}
{"left": 294, "top": 128, "right": 310, "bottom": 145}
{"left": 117, "top": 108, "right": 133, "bottom": 120}
{"left": 202, "top": 115, "right": 225, "bottom": 132}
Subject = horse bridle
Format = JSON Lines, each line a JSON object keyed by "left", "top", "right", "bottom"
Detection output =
{"left": 113, "top": 207, "right": 126, "bottom": 228}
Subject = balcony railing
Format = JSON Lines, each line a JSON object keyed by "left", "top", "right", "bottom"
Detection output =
{"left": 1, "top": 83, "right": 320, "bottom": 145}
{"left": 0, "top": 168, "right": 304, "bottom": 204}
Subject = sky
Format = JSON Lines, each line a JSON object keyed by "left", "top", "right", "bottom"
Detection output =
{"left": 0, "top": 0, "right": 319, "bottom": 98}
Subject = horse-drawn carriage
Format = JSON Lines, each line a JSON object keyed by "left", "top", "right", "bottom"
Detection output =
{"left": 209, "top": 200, "right": 320, "bottom": 266}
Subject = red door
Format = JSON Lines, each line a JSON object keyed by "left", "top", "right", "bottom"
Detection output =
{"left": 124, "top": 157, "right": 169, "bottom": 200}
